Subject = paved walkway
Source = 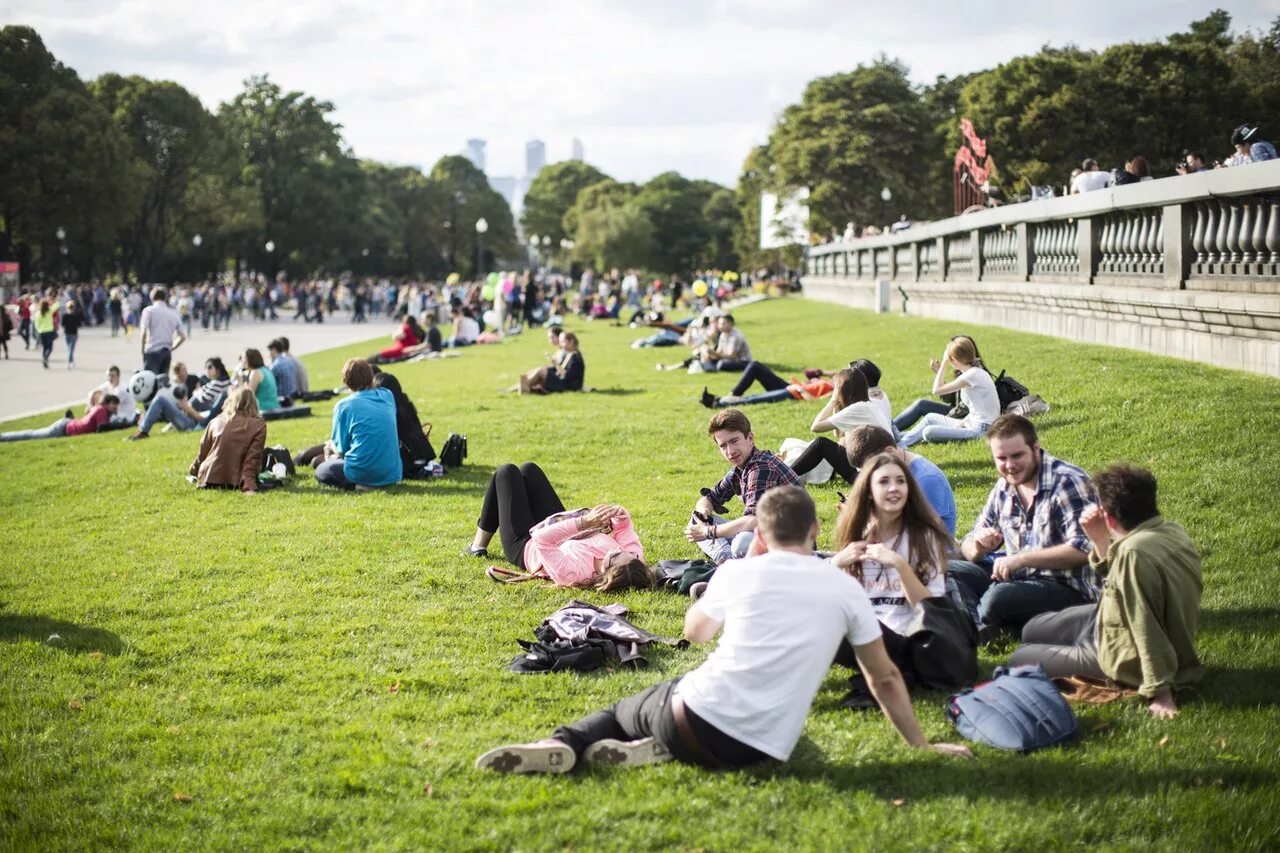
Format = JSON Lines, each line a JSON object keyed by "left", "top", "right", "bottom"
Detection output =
{"left": 0, "top": 312, "right": 391, "bottom": 421}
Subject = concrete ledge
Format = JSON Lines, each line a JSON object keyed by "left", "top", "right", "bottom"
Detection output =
{"left": 802, "top": 275, "right": 1280, "bottom": 377}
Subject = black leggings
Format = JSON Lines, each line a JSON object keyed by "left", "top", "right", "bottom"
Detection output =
{"left": 789, "top": 436, "right": 856, "bottom": 484}
{"left": 477, "top": 462, "right": 566, "bottom": 567}
{"left": 731, "top": 361, "right": 788, "bottom": 397}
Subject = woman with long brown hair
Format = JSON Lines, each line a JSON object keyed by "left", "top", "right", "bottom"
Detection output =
{"left": 788, "top": 366, "right": 891, "bottom": 483}
{"left": 832, "top": 453, "right": 953, "bottom": 638}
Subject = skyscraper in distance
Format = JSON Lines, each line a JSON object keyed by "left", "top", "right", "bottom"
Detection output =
{"left": 525, "top": 139, "right": 546, "bottom": 179}
{"left": 570, "top": 138, "right": 584, "bottom": 162}
{"left": 465, "top": 138, "right": 486, "bottom": 172}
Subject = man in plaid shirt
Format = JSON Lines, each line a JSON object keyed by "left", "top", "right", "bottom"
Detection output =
{"left": 949, "top": 414, "right": 1097, "bottom": 638}
{"left": 686, "top": 409, "right": 802, "bottom": 564}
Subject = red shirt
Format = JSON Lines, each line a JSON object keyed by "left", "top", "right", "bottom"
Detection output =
{"left": 65, "top": 405, "right": 109, "bottom": 436}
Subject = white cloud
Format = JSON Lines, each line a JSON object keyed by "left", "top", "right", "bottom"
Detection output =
{"left": 5, "top": 0, "right": 1276, "bottom": 184}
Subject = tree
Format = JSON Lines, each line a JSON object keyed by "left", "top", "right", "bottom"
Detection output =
{"left": 92, "top": 74, "right": 225, "bottom": 281}
{"left": 358, "top": 161, "right": 447, "bottom": 278}
{"left": 428, "top": 155, "right": 515, "bottom": 276}
{"left": 1228, "top": 16, "right": 1280, "bottom": 135}
{"left": 767, "top": 58, "right": 939, "bottom": 235}
{"left": 572, "top": 200, "right": 656, "bottom": 272}
{"left": 562, "top": 178, "right": 638, "bottom": 237}
{"left": 520, "top": 160, "right": 608, "bottom": 246}
{"left": 701, "top": 188, "right": 740, "bottom": 270}
{"left": 218, "top": 75, "right": 365, "bottom": 276}
{"left": 633, "top": 171, "right": 714, "bottom": 273}
{"left": 0, "top": 26, "right": 135, "bottom": 282}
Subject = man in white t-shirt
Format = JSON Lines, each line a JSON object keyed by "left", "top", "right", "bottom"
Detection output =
{"left": 696, "top": 314, "right": 751, "bottom": 373}
{"left": 475, "top": 487, "right": 972, "bottom": 774}
{"left": 139, "top": 286, "right": 186, "bottom": 375}
{"left": 88, "top": 365, "right": 138, "bottom": 425}
{"left": 1070, "top": 159, "right": 1113, "bottom": 194}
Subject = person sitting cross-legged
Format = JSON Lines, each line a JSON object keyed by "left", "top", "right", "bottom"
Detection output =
{"left": 188, "top": 386, "right": 267, "bottom": 493}
{"left": 1010, "top": 464, "right": 1203, "bottom": 719}
{"left": 693, "top": 314, "right": 751, "bottom": 373}
{"left": 315, "top": 358, "right": 403, "bottom": 491}
{"left": 948, "top": 415, "right": 1097, "bottom": 640}
{"left": 475, "top": 486, "right": 972, "bottom": 774}
{"left": 685, "top": 409, "right": 803, "bottom": 564}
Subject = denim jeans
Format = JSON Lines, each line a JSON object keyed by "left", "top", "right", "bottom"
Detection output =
{"left": 315, "top": 458, "right": 354, "bottom": 490}
{"left": 701, "top": 359, "right": 748, "bottom": 374}
{"left": 65, "top": 333, "right": 78, "bottom": 364}
{"left": 893, "top": 397, "right": 950, "bottom": 432}
{"left": 1, "top": 417, "right": 70, "bottom": 442}
{"left": 139, "top": 394, "right": 199, "bottom": 435}
{"left": 730, "top": 361, "right": 789, "bottom": 397}
{"left": 899, "top": 413, "right": 988, "bottom": 448}
{"left": 725, "top": 388, "right": 793, "bottom": 406}
{"left": 947, "top": 559, "right": 1090, "bottom": 634}
{"left": 693, "top": 513, "right": 754, "bottom": 564}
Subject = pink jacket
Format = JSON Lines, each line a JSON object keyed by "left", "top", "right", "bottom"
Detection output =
{"left": 523, "top": 510, "right": 644, "bottom": 587}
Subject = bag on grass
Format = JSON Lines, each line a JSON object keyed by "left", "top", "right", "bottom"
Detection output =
{"left": 508, "top": 637, "right": 617, "bottom": 673}
{"left": 440, "top": 432, "right": 467, "bottom": 468}
{"left": 905, "top": 597, "right": 978, "bottom": 691}
{"left": 947, "top": 663, "right": 1078, "bottom": 752}
{"left": 260, "top": 445, "right": 296, "bottom": 477}
{"left": 993, "top": 370, "right": 1031, "bottom": 411}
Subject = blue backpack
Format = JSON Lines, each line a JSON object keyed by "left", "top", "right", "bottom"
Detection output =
{"left": 946, "top": 664, "right": 1077, "bottom": 752}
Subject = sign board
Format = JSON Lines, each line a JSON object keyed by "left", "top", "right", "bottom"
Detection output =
{"left": 0, "top": 262, "right": 18, "bottom": 304}
{"left": 759, "top": 188, "right": 810, "bottom": 249}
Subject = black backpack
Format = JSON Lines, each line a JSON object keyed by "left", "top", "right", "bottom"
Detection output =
{"left": 508, "top": 638, "right": 616, "bottom": 673}
{"left": 440, "top": 432, "right": 467, "bottom": 468}
{"left": 260, "top": 446, "right": 296, "bottom": 477}
{"left": 993, "top": 370, "right": 1030, "bottom": 411}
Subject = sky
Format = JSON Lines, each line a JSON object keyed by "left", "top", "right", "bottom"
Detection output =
{"left": 6, "top": 1, "right": 1278, "bottom": 186}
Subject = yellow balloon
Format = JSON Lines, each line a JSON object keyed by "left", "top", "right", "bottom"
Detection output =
{"left": 692, "top": 280, "right": 708, "bottom": 297}
{"left": 446, "top": 272, "right": 461, "bottom": 285}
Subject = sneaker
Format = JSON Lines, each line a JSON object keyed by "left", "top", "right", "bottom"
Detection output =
{"left": 463, "top": 545, "right": 488, "bottom": 559}
{"left": 126, "top": 431, "right": 149, "bottom": 442}
{"left": 689, "top": 581, "right": 709, "bottom": 601}
{"left": 687, "top": 362, "right": 705, "bottom": 374}
{"left": 64, "top": 409, "right": 74, "bottom": 419}
{"left": 585, "top": 737, "right": 672, "bottom": 768}
{"left": 475, "top": 740, "right": 575, "bottom": 774}
{"left": 699, "top": 387, "right": 717, "bottom": 409}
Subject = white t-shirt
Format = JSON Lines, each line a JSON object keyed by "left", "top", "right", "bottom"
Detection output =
{"left": 140, "top": 302, "right": 183, "bottom": 353}
{"left": 870, "top": 387, "right": 892, "bottom": 426}
{"left": 854, "top": 534, "right": 946, "bottom": 636}
{"left": 679, "top": 551, "right": 881, "bottom": 760}
{"left": 454, "top": 316, "right": 480, "bottom": 343}
{"left": 828, "top": 400, "right": 893, "bottom": 434}
{"left": 958, "top": 366, "right": 1000, "bottom": 426}
{"left": 1071, "top": 170, "right": 1112, "bottom": 194}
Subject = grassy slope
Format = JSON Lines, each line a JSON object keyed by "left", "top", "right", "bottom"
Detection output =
{"left": 1, "top": 297, "right": 1278, "bottom": 851}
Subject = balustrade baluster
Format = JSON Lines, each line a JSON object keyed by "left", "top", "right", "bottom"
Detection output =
{"left": 1250, "top": 201, "right": 1266, "bottom": 270}
{"left": 1191, "top": 202, "right": 1207, "bottom": 269}
{"left": 1204, "top": 203, "right": 1220, "bottom": 267}
{"left": 1226, "top": 202, "right": 1242, "bottom": 265}
{"left": 1126, "top": 214, "right": 1141, "bottom": 272}
{"left": 1147, "top": 211, "right": 1161, "bottom": 273}
{"left": 1266, "top": 203, "right": 1280, "bottom": 265}
{"left": 1239, "top": 203, "right": 1254, "bottom": 264}
{"left": 1100, "top": 215, "right": 1114, "bottom": 272}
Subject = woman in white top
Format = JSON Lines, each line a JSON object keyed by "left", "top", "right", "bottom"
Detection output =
{"left": 831, "top": 452, "right": 951, "bottom": 641}
{"left": 898, "top": 336, "right": 1000, "bottom": 447}
{"left": 789, "top": 367, "right": 893, "bottom": 484}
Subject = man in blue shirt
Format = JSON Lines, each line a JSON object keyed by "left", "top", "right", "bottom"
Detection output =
{"left": 844, "top": 425, "right": 957, "bottom": 535}
{"left": 267, "top": 338, "right": 298, "bottom": 400}
{"left": 315, "top": 359, "right": 402, "bottom": 490}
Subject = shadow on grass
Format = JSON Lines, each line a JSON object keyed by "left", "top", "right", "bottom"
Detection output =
{"left": 0, "top": 613, "right": 123, "bottom": 655}
{"left": 770, "top": 743, "right": 1277, "bottom": 800}
{"left": 586, "top": 388, "right": 644, "bottom": 396}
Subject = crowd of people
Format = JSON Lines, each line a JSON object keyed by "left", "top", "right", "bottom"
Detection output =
{"left": 1, "top": 268, "right": 1206, "bottom": 781}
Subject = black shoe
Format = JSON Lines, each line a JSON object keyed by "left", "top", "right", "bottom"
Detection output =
{"left": 699, "top": 387, "right": 717, "bottom": 409}
{"left": 126, "top": 431, "right": 149, "bottom": 442}
{"left": 464, "top": 545, "right": 488, "bottom": 559}
{"left": 64, "top": 409, "right": 74, "bottom": 419}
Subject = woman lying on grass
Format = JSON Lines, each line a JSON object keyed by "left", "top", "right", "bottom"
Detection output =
{"left": 466, "top": 461, "right": 653, "bottom": 591}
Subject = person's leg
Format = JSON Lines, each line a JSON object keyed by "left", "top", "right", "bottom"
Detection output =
{"left": 977, "top": 579, "right": 1090, "bottom": 636}
{"left": 40, "top": 332, "right": 55, "bottom": 364}
{"left": 315, "top": 458, "right": 355, "bottom": 490}
{"left": 518, "top": 462, "right": 566, "bottom": 521}
{"left": 137, "top": 395, "right": 180, "bottom": 435}
{"left": 477, "top": 464, "right": 542, "bottom": 565}
{"left": 899, "top": 413, "right": 966, "bottom": 448}
{"left": 692, "top": 513, "right": 735, "bottom": 563}
{"left": 893, "top": 397, "right": 951, "bottom": 432}
{"left": 789, "top": 436, "right": 856, "bottom": 483}
{"left": 721, "top": 388, "right": 794, "bottom": 406}
{"left": 552, "top": 679, "right": 683, "bottom": 763}
{"left": 0, "top": 418, "right": 68, "bottom": 442}
{"left": 1009, "top": 604, "right": 1104, "bottom": 679}
{"left": 713, "top": 359, "right": 747, "bottom": 373}
{"left": 66, "top": 334, "right": 77, "bottom": 365}
{"left": 946, "top": 560, "right": 992, "bottom": 627}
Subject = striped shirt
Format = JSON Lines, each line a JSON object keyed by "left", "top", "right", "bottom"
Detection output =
{"left": 973, "top": 450, "right": 1099, "bottom": 599}
{"left": 192, "top": 377, "right": 230, "bottom": 406}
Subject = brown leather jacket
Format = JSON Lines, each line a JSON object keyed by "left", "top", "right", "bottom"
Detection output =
{"left": 189, "top": 414, "right": 267, "bottom": 491}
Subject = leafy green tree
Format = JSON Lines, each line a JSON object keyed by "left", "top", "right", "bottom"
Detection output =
{"left": 632, "top": 171, "right": 713, "bottom": 273}
{"left": 701, "top": 188, "right": 740, "bottom": 270}
{"left": 1228, "top": 16, "right": 1280, "bottom": 135}
{"left": 562, "top": 178, "right": 638, "bottom": 237}
{"left": 572, "top": 200, "right": 656, "bottom": 272}
{"left": 0, "top": 26, "right": 135, "bottom": 282}
{"left": 521, "top": 160, "right": 607, "bottom": 246}
{"left": 358, "top": 161, "right": 447, "bottom": 278}
{"left": 767, "top": 58, "right": 938, "bottom": 234}
{"left": 428, "top": 155, "right": 515, "bottom": 276}
{"left": 218, "top": 75, "right": 365, "bottom": 276}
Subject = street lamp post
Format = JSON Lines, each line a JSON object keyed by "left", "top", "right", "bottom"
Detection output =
{"left": 880, "top": 186, "right": 892, "bottom": 230}
{"left": 475, "top": 217, "right": 488, "bottom": 278}
{"left": 541, "top": 234, "right": 551, "bottom": 269}
{"left": 528, "top": 233, "right": 541, "bottom": 269}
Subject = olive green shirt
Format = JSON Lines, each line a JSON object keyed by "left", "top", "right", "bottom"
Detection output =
{"left": 1090, "top": 516, "right": 1203, "bottom": 697}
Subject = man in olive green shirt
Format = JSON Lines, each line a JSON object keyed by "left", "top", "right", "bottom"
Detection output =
{"left": 1010, "top": 464, "right": 1203, "bottom": 719}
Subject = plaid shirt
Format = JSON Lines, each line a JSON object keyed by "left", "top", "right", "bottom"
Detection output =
{"left": 973, "top": 450, "right": 1100, "bottom": 600}
{"left": 706, "top": 447, "right": 802, "bottom": 516}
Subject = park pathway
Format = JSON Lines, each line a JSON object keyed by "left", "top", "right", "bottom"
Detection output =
{"left": 0, "top": 311, "right": 389, "bottom": 421}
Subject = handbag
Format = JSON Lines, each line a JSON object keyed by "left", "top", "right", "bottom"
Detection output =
{"left": 904, "top": 597, "right": 978, "bottom": 690}
{"left": 947, "top": 663, "right": 1078, "bottom": 752}
{"left": 440, "top": 432, "right": 467, "bottom": 468}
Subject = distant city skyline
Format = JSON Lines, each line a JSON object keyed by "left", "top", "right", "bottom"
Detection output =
{"left": 8, "top": 1, "right": 1276, "bottom": 185}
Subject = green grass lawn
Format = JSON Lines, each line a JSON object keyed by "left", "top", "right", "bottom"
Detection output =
{"left": 2, "top": 297, "right": 1279, "bottom": 851}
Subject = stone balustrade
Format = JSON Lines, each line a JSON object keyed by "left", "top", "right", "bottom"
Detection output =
{"left": 803, "top": 160, "right": 1280, "bottom": 376}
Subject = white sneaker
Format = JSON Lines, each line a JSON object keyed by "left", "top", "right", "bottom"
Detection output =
{"left": 584, "top": 737, "right": 672, "bottom": 768}
{"left": 687, "top": 362, "right": 705, "bottom": 374}
{"left": 689, "top": 581, "right": 709, "bottom": 601}
{"left": 474, "top": 740, "right": 576, "bottom": 774}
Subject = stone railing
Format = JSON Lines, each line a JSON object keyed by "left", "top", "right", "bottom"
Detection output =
{"left": 803, "top": 160, "right": 1280, "bottom": 376}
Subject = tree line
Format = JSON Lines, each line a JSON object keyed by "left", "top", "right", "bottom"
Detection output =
{"left": 733, "top": 9, "right": 1280, "bottom": 268}
{"left": 0, "top": 26, "right": 517, "bottom": 285}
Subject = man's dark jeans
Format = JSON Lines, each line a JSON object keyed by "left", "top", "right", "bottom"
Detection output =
{"left": 947, "top": 559, "right": 1089, "bottom": 635}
